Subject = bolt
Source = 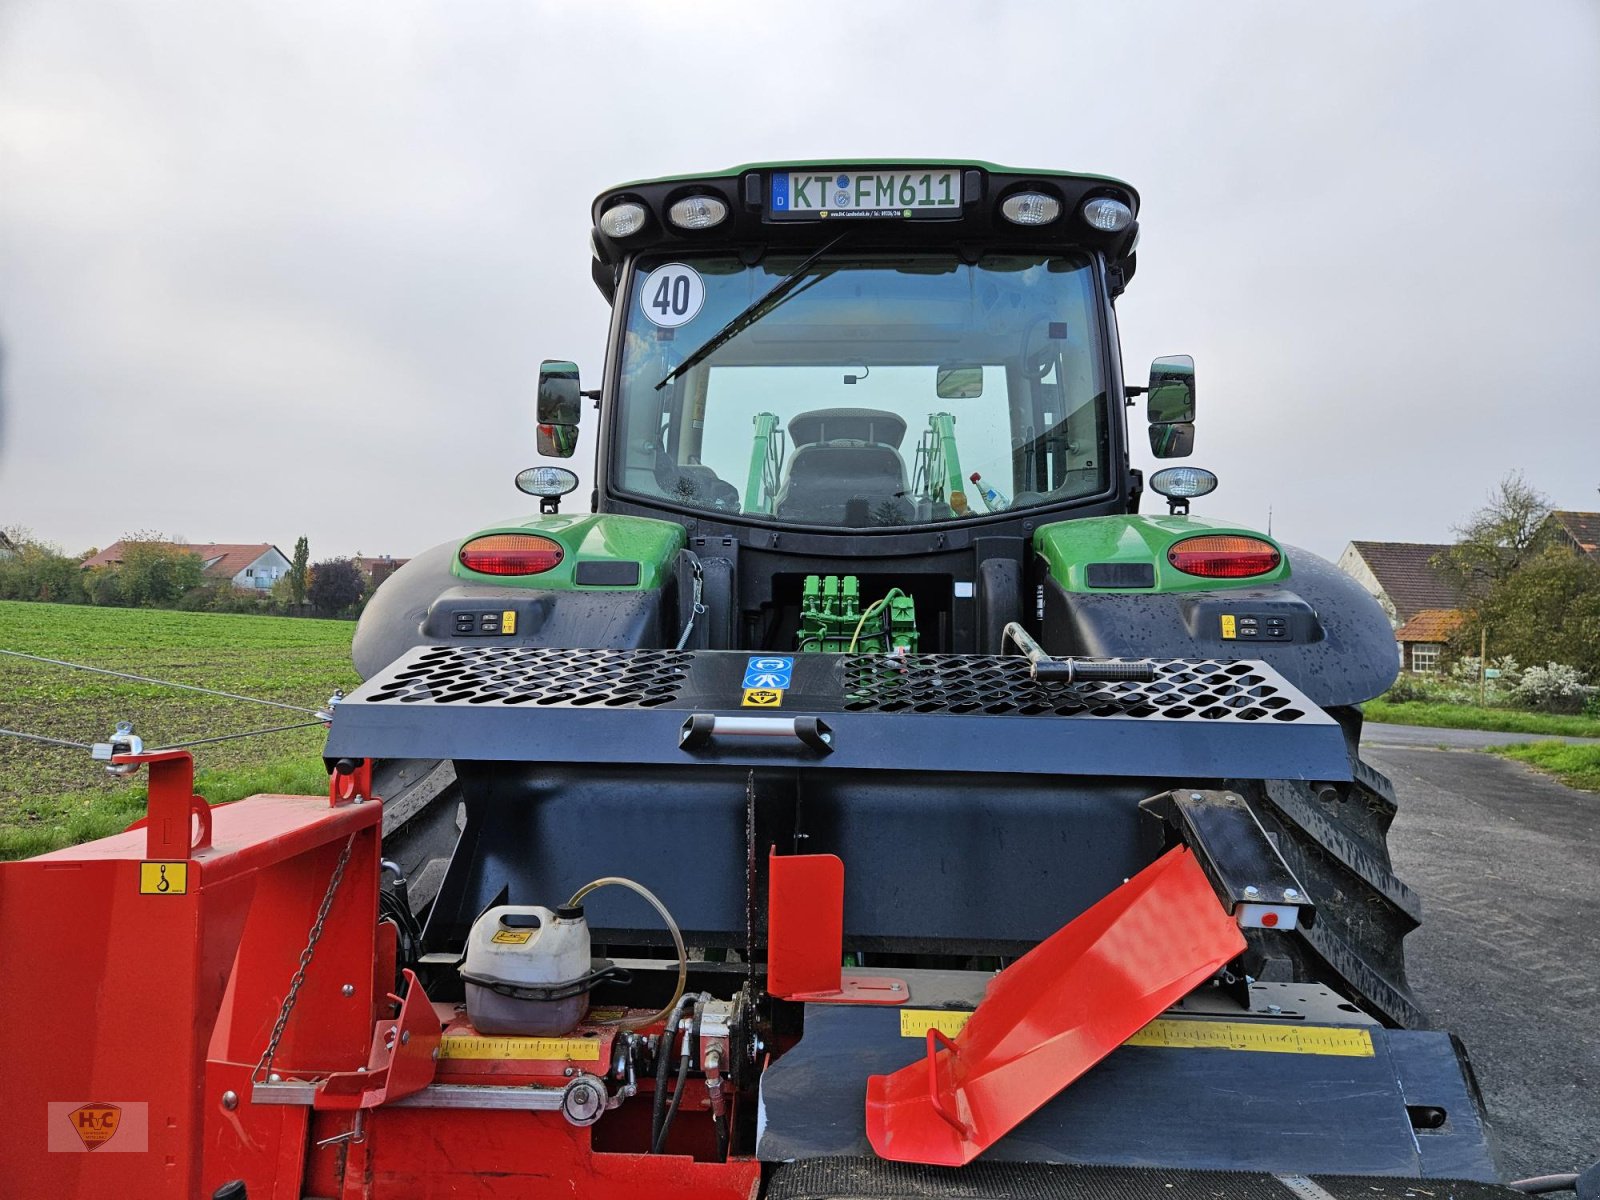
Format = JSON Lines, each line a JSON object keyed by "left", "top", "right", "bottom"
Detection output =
{"left": 1190, "top": 792, "right": 1203, "bottom": 801}
{"left": 268, "top": 1073, "right": 282, "bottom": 1083}
{"left": 431, "top": 1048, "right": 440, "bottom": 1061}
{"left": 221, "top": 1090, "right": 238, "bottom": 1111}
{"left": 1244, "top": 885, "right": 1260, "bottom": 897}
{"left": 400, "top": 1030, "right": 410, "bottom": 1045}
{"left": 342, "top": 984, "right": 355, "bottom": 997}
{"left": 564, "top": 1066, "right": 575, "bottom": 1077}
{"left": 1284, "top": 887, "right": 1299, "bottom": 899}
{"left": 1267, "top": 1004, "right": 1283, "bottom": 1015}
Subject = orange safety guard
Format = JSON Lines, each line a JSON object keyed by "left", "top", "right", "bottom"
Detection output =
{"left": 865, "top": 845, "right": 1246, "bottom": 1166}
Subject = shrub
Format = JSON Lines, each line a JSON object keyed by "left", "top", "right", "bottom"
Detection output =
{"left": 0, "top": 537, "right": 88, "bottom": 603}
{"left": 1511, "top": 663, "right": 1595, "bottom": 714}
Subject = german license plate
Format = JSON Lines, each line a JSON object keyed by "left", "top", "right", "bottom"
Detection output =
{"left": 770, "top": 168, "right": 962, "bottom": 220}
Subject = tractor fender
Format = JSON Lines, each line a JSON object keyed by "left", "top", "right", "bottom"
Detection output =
{"left": 1039, "top": 543, "right": 1399, "bottom": 709}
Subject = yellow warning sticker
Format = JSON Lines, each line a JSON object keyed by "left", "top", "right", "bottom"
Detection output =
{"left": 899, "top": 1009, "right": 973, "bottom": 1039}
{"left": 742, "top": 687, "right": 784, "bottom": 707}
{"left": 898, "top": 1012, "right": 1374, "bottom": 1057}
{"left": 501, "top": 609, "right": 517, "bottom": 635}
{"left": 439, "top": 1034, "right": 602, "bottom": 1061}
{"left": 1220, "top": 614, "right": 1237, "bottom": 639}
{"left": 139, "top": 861, "right": 187, "bottom": 895}
{"left": 490, "top": 929, "right": 533, "bottom": 945}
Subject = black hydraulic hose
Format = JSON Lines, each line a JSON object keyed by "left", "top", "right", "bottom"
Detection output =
{"left": 713, "top": 1109, "right": 729, "bottom": 1163}
{"left": 649, "top": 993, "right": 696, "bottom": 1150}
{"left": 1509, "top": 1177, "right": 1581, "bottom": 1194}
{"left": 652, "top": 996, "right": 705, "bottom": 1155}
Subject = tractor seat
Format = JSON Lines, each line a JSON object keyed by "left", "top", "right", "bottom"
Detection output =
{"left": 773, "top": 409, "right": 912, "bottom": 525}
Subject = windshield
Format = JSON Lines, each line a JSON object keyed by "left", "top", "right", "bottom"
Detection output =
{"left": 612, "top": 251, "right": 1109, "bottom": 528}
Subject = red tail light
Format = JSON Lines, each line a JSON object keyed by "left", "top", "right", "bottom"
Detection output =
{"left": 458, "top": 534, "right": 564, "bottom": 576}
{"left": 1167, "top": 535, "right": 1281, "bottom": 579}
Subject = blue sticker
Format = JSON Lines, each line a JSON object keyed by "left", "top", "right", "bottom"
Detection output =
{"left": 771, "top": 173, "right": 789, "bottom": 211}
{"left": 743, "top": 656, "right": 794, "bottom": 689}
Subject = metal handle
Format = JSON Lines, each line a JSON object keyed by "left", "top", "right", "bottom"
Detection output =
{"left": 679, "top": 714, "right": 833, "bottom": 755}
{"left": 1001, "top": 622, "right": 1156, "bottom": 684}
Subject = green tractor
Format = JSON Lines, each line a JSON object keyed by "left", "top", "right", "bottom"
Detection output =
{"left": 328, "top": 162, "right": 1499, "bottom": 1193}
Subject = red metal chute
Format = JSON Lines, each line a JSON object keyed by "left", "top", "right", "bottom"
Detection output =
{"left": 865, "top": 846, "right": 1245, "bottom": 1166}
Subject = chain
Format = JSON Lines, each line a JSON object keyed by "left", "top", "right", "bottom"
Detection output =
{"left": 253, "top": 834, "right": 357, "bottom": 1083}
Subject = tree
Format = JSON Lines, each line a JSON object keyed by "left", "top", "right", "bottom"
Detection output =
{"left": 0, "top": 530, "right": 88, "bottom": 603}
{"left": 1436, "top": 471, "right": 1553, "bottom": 597}
{"left": 1451, "top": 547, "right": 1600, "bottom": 678}
{"left": 116, "top": 535, "right": 205, "bottom": 607}
{"left": 289, "top": 536, "right": 310, "bottom": 607}
{"left": 308, "top": 558, "right": 365, "bottom": 616}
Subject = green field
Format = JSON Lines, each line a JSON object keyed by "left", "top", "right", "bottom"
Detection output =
{"left": 1364, "top": 699, "right": 1600, "bottom": 739}
{"left": 1490, "top": 742, "right": 1600, "bottom": 792}
{"left": 0, "top": 601, "right": 356, "bottom": 859}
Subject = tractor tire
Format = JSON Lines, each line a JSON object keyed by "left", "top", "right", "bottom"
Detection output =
{"left": 1231, "top": 711, "right": 1424, "bottom": 1028}
{"left": 370, "top": 758, "right": 463, "bottom": 918}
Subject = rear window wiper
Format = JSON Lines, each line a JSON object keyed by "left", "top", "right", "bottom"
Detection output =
{"left": 653, "top": 231, "right": 850, "bottom": 391}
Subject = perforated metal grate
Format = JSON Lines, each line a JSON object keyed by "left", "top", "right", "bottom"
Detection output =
{"left": 363, "top": 645, "right": 692, "bottom": 708}
{"left": 842, "top": 655, "right": 1309, "bottom": 723}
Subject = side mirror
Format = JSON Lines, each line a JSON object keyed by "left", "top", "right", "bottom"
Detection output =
{"left": 537, "top": 360, "right": 583, "bottom": 460}
{"left": 936, "top": 364, "right": 984, "bottom": 400}
{"left": 1149, "top": 422, "right": 1194, "bottom": 458}
{"left": 1147, "top": 354, "right": 1195, "bottom": 459}
{"left": 1147, "top": 354, "right": 1195, "bottom": 424}
{"left": 537, "top": 424, "right": 580, "bottom": 459}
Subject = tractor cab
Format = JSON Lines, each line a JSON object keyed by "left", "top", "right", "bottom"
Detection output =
{"left": 503, "top": 163, "right": 1204, "bottom": 657}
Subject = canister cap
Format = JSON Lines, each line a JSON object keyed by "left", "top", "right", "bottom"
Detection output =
{"left": 554, "top": 904, "right": 585, "bottom": 920}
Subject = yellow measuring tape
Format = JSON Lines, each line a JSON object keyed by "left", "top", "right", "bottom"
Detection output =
{"left": 439, "top": 1034, "right": 602, "bottom": 1062}
{"left": 899, "top": 1010, "right": 1374, "bottom": 1057}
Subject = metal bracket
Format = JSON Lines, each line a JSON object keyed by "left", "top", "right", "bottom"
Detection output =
{"left": 114, "top": 749, "right": 214, "bottom": 859}
{"left": 1140, "top": 788, "right": 1314, "bottom": 931}
{"left": 253, "top": 969, "right": 439, "bottom": 1111}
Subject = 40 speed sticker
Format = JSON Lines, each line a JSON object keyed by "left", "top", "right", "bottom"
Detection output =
{"left": 639, "top": 263, "right": 705, "bottom": 328}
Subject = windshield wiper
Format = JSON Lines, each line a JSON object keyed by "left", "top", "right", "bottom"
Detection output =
{"left": 653, "top": 231, "right": 850, "bottom": 391}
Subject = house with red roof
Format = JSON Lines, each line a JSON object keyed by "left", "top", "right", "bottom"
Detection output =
{"left": 1336, "top": 541, "right": 1470, "bottom": 673}
{"left": 80, "top": 541, "right": 292, "bottom": 592}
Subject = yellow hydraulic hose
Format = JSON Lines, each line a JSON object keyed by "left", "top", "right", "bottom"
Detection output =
{"left": 565, "top": 876, "right": 687, "bottom": 1031}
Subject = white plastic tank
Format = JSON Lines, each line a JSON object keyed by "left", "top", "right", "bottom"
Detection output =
{"left": 462, "top": 904, "right": 594, "bottom": 1035}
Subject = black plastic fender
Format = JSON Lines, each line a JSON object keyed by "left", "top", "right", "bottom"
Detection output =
{"left": 352, "top": 539, "right": 671, "bottom": 679}
{"left": 1041, "top": 544, "right": 1399, "bottom": 709}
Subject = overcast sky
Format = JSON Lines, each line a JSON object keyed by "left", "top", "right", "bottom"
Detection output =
{"left": 1, "top": 0, "right": 1596, "bottom": 564}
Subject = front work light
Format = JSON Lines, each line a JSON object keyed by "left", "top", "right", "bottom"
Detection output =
{"left": 1167, "top": 535, "right": 1281, "bottom": 579}
{"left": 599, "top": 202, "right": 647, "bottom": 238}
{"left": 459, "top": 534, "right": 565, "bottom": 576}
{"left": 1082, "top": 197, "right": 1134, "bottom": 232}
{"left": 668, "top": 195, "right": 729, "bottom": 230}
{"left": 1149, "top": 466, "right": 1218, "bottom": 499}
{"left": 1000, "top": 192, "right": 1062, "bottom": 226}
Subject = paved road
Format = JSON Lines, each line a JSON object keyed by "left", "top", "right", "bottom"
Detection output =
{"left": 1363, "top": 741, "right": 1599, "bottom": 1180}
{"left": 1365, "top": 722, "right": 1600, "bottom": 750}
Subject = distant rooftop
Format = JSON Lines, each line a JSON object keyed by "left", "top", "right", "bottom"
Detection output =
{"left": 1345, "top": 541, "right": 1468, "bottom": 624}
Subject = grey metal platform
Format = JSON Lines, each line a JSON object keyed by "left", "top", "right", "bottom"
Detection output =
{"left": 328, "top": 647, "right": 1351, "bottom": 781}
{"left": 757, "top": 972, "right": 1498, "bottom": 1182}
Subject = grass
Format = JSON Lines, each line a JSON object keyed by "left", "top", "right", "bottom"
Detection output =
{"left": 0, "top": 600, "right": 356, "bottom": 860}
{"left": 1363, "top": 699, "right": 1600, "bottom": 739}
{"left": 1490, "top": 742, "right": 1600, "bottom": 792}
